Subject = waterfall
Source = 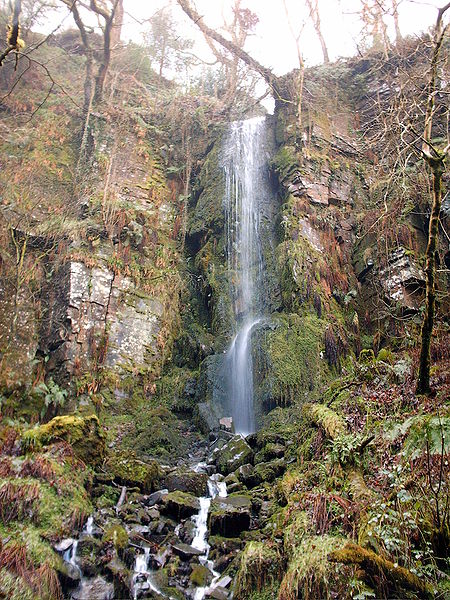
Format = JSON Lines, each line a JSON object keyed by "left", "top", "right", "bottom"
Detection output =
{"left": 222, "top": 116, "right": 269, "bottom": 434}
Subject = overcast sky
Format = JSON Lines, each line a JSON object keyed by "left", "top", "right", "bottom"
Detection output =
{"left": 119, "top": 0, "right": 446, "bottom": 74}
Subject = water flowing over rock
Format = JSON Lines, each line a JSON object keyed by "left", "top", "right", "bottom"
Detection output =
{"left": 221, "top": 117, "right": 275, "bottom": 434}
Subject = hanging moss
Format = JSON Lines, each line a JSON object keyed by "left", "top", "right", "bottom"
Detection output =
{"left": 260, "top": 313, "right": 328, "bottom": 406}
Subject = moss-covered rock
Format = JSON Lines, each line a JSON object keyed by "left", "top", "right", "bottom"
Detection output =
{"left": 22, "top": 414, "right": 105, "bottom": 466}
{"left": 162, "top": 491, "right": 200, "bottom": 519}
{"left": 105, "top": 450, "right": 160, "bottom": 493}
{"left": 253, "top": 459, "right": 286, "bottom": 483}
{"left": 102, "top": 523, "right": 129, "bottom": 550}
{"left": 208, "top": 494, "right": 251, "bottom": 537}
{"left": 216, "top": 436, "right": 254, "bottom": 475}
{"left": 190, "top": 563, "right": 212, "bottom": 587}
{"left": 164, "top": 468, "right": 208, "bottom": 496}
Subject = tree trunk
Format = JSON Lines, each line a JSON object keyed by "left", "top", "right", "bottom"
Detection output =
{"left": 0, "top": 0, "right": 22, "bottom": 66}
{"left": 176, "top": 0, "right": 281, "bottom": 98}
{"left": 416, "top": 159, "right": 444, "bottom": 394}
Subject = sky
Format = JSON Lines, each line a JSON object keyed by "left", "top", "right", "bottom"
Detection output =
{"left": 32, "top": 0, "right": 448, "bottom": 100}
{"left": 118, "top": 0, "right": 447, "bottom": 73}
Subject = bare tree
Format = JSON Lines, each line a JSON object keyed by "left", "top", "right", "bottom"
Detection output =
{"left": 176, "top": 0, "right": 283, "bottom": 99}
{"left": 305, "top": 0, "right": 329, "bottom": 63}
{"left": 416, "top": 2, "right": 450, "bottom": 394}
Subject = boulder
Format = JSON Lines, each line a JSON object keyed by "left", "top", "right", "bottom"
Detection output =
{"left": 190, "top": 563, "right": 213, "bottom": 587}
{"left": 254, "top": 443, "right": 286, "bottom": 463}
{"left": 144, "top": 489, "right": 168, "bottom": 507}
{"left": 253, "top": 459, "right": 286, "bottom": 483}
{"left": 57, "top": 560, "right": 81, "bottom": 589}
{"left": 208, "top": 495, "right": 251, "bottom": 537}
{"left": 215, "top": 437, "right": 253, "bottom": 475}
{"left": 22, "top": 414, "right": 105, "bottom": 466}
{"left": 161, "top": 491, "right": 200, "bottom": 519}
{"left": 171, "top": 542, "right": 203, "bottom": 560}
{"left": 236, "top": 464, "right": 261, "bottom": 489}
{"left": 164, "top": 469, "right": 208, "bottom": 496}
{"left": 72, "top": 576, "right": 114, "bottom": 600}
{"left": 105, "top": 451, "right": 161, "bottom": 493}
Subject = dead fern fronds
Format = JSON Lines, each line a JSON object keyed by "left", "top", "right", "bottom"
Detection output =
{"left": 35, "top": 561, "right": 63, "bottom": 600}
{"left": 20, "top": 456, "right": 57, "bottom": 483}
{"left": 0, "top": 480, "right": 40, "bottom": 523}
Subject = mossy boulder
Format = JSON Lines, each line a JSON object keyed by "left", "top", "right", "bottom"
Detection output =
{"left": 278, "top": 535, "right": 347, "bottom": 600}
{"left": 102, "top": 524, "right": 129, "bottom": 550}
{"left": 208, "top": 495, "right": 251, "bottom": 537}
{"left": 216, "top": 436, "right": 254, "bottom": 475}
{"left": 253, "top": 459, "right": 286, "bottom": 483}
{"left": 254, "top": 443, "right": 285, "bottom": 463}
{"left": 161, "top": 491, "right": 200, "bottom": 519}
{"left": 164, "top": 469, "right": 208, "bottom": 496}
{"left": 105, "top": 450, "right": 161, "bottom": 493}
{"left": 22, "top": 414, "right": 105, "bottom": 466}
{"left": 190, "top": 564, "right": 212, "bottom": 587}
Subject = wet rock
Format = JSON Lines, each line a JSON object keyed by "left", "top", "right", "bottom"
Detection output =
{"left": 105, "top": 451, "right": 161, "bottom": 494}
{"left": 215, "top": 437, "right": 254, "bottom": 475}
{"left": 164, "top": 468, "right": 208, "bottom": 496}
{"left": 207, "top": 587, "right": 229, "bottom": 599}
{"left": 144, "top": 489, "right": 168, "bottom": 507}
{"left": 104, "top": 556, "right": 131, "bottom": 599}
{"left": 57, "top": 560, "right": 81, "bottom": 589}
{"left": 161, "top": 491, "right": 200, "bottom": 519}
{"left": 253, "top": 459, "right": 286, "bottom": 483}
{"left": 54, "top": 538, "right": 75, "bottom": 553}
{"left": 129, "top": 525, "right": 152, "bottom": 544}
{"left": 208, "top": 495, "right": 251, "bottom": 537}
{"left": 72, "top": 576, "right": 114, "bottom": 600}
{"left": 172, "top": 541, "right": 203, "bottom": 560}
{"left": 236, "top": 464, "right": 261, "bottom": 489}
{"left": 77, "top": 536, "right": 102, "bottom": 577}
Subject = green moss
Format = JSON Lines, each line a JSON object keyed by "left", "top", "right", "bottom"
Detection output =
{"left": 283, "top": 511, "right": 310, "bottom": 555}
{"left": 303, "top": 403, "right": 346, "bottom": 439}
{"left": 270, "top": 146, "right": 299, "bottom": 183}
{"left": 190, "top": 564, "right": 211, "bottom": 587}
{"left": 105, "top": 450, "right": 160, "bottom": 493}
{"left": 21, "top": 414, "right": 105, "bottom": 466}
{"left": 121, "top": 406, "right": 190, "bottom": 462}
{"left": 261, "top": 313, "right": 327, "bottom": 405}
{"left": 162, "top": 490, "right": 200, "bottom": 519}
{"left": 0, "top": 569, "right": 35, "bottom": 600}
{"left": 102, "top": 523, "right": 128, "bottom": 550}
{"left": 188, "top": 142, "right": 225, "bottom": 238}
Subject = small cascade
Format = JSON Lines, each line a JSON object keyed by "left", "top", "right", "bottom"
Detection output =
{"left": 191, "top": 472, "right": 228, "bottom": 599}
{"left": 63, "top": 539, "right": 81, "bottom": 577}
{"left": 222, "top": 116, "right": 272, "bottom": 434}
{"left": 132, "top": 546, "right": 165, "bottom": 599}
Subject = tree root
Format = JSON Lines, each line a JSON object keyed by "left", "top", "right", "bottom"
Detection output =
{"left": 329, "top": 542, "right": 434, "bottom": 599}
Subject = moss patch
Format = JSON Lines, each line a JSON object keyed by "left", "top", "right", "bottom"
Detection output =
{"left": 22, "top": 414, "right": 105, "bottom": 466}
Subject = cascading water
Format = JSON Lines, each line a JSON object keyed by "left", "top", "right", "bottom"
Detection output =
{"left": 191, "top": 472, "right": 228, "bottom": 600}
{"left": 222, "top": 116, "right": 270, "bottom": 434}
